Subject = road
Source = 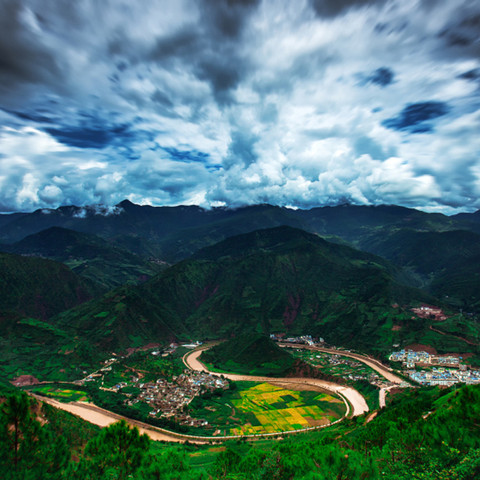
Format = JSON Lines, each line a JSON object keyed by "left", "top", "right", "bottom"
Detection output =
{"left": 183, "top": 348, "right": 368, "bottom": 417}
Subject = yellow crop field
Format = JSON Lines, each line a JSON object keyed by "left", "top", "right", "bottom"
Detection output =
{"left": 315, "top": 392, "right": 343, "bottom": 403}
{"left": 228, "top": 382, "right": 345, "bottom": 435}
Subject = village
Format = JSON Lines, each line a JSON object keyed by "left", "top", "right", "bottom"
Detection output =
{"left": 124, "top": 370, "right": 229, "bottom": 427}
{"left": 389, "top": 349, "right": 463, "bottom": 367}
{"left": 82, "top": 344, "right": 230, "bottom": 428}
{"left": 389, "top": 349, "right": 480, "bottom": 386}
{"left": 408, "top": 367, "right": 480, "bottom": 387}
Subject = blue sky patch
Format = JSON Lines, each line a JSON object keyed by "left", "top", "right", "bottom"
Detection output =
{"left": 382, "top": 101, "right": 450, "bottom": 133}
{"left": 163, "top": 147, "right": 210, "bottom": 163}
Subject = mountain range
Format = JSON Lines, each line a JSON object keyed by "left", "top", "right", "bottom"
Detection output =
{"left": 1, "top": 201, "right": 480, "bottom": 380}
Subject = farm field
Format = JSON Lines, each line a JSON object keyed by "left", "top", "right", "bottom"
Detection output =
{"left": 30, "top": 385, "right": 89, "bottom": 403}
{"left": 189, "top": 381, "right": 346, "bottom": 436}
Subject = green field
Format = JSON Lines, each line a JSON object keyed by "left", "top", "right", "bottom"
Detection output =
{"left": 30, "top": 385, "right": 89, "bottom": 402}
{"left": 189, "top": 381, "right": 346, "bottom": 436}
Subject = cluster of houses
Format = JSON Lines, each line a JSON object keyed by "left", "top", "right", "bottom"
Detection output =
{"left": 411, "top": 305, "right": 448, "bottom": 321}
{"left": 408, "top": 367, "right": 480, "bottom": 386}
{"left": 389, "top": 349, "right": 480, "bottom": 386}
{"left": 270, "top": 334, "right": 324, "bottom": 345}
{"left": 389, "top": 349, "right": 462, "bottom": 368}
{"left": 124, "top": 370, "right": 229, "bottom": 427}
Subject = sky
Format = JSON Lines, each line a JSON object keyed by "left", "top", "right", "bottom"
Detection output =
{"left": 0, "top": 0, "right": 479, "bottom": 214}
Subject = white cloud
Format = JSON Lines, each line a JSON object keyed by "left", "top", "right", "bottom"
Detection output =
{"left": 0, "top": 0, "right": 479, "bottom": 213}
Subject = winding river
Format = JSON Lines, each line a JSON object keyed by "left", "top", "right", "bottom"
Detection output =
{"left": 33, "top": 345, "right": 372, "bottom": 443}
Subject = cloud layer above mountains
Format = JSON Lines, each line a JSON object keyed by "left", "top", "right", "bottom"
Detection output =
{"left": 1, "top": 0, "right": 479, "bottom": 213}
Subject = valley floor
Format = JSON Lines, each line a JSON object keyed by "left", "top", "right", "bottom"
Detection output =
{"left": 27, "top": 345, "right": 370, "bottom": 444}
{"left": 183, "top": 348, "right": 368, "bottom": 417}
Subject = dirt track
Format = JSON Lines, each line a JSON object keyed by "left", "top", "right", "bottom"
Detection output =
{"left": 183, "top": 349, "right": 369, "bottom": 417}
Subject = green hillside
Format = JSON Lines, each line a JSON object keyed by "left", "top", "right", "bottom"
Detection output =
{"left": 201, "top": 334, "right": 295, "bottom": 376}
{"left": 359, "top": 229, "right": 480, "bottom": 307}
{"left": 1, "top": 382, "right": 480, "bottom": 479}
{"left": 3, "top": 225, "right": 479, "bottom": 382}
{"left": 3, "top": 227, "right": 163, "bottom": 290}
{"left": 52, "top": 226, "right": 433, "bottom": 360}
{"left": 0, "top": 252, "right": 95, "bottom": 320}
{"left": 2, "top": 202, "right": 480, "bottom": 313}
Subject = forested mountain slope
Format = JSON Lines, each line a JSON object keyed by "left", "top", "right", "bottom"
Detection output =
{"left": 2, "top": 227, "right": 162, "bottom": 290}
{"left": 0, "top": 252, "right": 95, "bottom": 320}
{"left": 53, "top": 226, "right": 431, "bottom": 356}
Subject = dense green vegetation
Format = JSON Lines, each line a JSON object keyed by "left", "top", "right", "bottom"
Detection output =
{"left": 0, "top": 252, "right": 95, "bottom": 320}
{"left": 50, "top": 226, "right": 433, "bottom": 360}
{"left": 2, "top": 225, "right": 479, "bottom": 381}
{"left": 2, "top": 202, "right": 480, "bottom": 477}
{"left": 359, "top": 229, "right": 480, "bottom": 307}
{"left": 201, "top": 334, "right": 295, "bottom": 376}
{"left": 2, "top": 227, "right": 163, "bottom": 291}
{"left": 2, "top": 201, "right": 480, "bottom": 310}
{"left": 1, "top": 384, "right": 480, "bottom": 479}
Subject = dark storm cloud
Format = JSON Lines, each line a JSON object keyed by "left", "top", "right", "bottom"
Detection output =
{"left": 437, "top": 6, "right": 480, "bottom": 60}
{"left": 0, "top": 0, "right": 63, "bottom": 99}
{"left": 1, "top": 108, "right": 54, "bottom": 124}
{"left": 150, "top": 31, "right": 247, "bottom": 104}
{"left": 1, "top": 0, "right": 480, "bottom": 214}
{"left": 44, "top": 112, "right": 134, "bottom": 149}
{"left": 459, "top": 69, "right": 480, "bottom": 81}
{"left": 382, "top": 102, "right": 451, "bottom": 134}
{"left": 197, "top": 0, "right": 261, "bottom": 39}
{"left": 45, "top": 125, "right": 127, "bottom": 149}
{"left": 148, "top": 0, "right": 260, "bottom": 103}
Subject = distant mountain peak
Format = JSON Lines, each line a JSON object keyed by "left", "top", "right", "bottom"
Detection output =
{"left": 117, "top": 199, "right": 137, "bottom": 209}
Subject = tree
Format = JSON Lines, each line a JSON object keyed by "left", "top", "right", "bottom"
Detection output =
{"left": 72, "top": 420, "right": 150, "bottom": 480}
{"left": 1, "top": 392, "right": 32, "bottom": 471}
{"left": 0, "top": 392, "right": 69, "bottom": 480}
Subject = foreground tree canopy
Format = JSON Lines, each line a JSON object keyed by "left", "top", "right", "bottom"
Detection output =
{"left": 0, "top": 386, "right": 479, "bottom": 479}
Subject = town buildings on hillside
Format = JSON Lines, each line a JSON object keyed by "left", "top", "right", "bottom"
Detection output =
{"left": 389, "top": 349, "right": 480, "bottom": 386}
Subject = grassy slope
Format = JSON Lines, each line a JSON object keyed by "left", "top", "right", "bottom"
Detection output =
{"left": 3, "top": 226, "right": 479, "bottom": 381}
{"left": 359, "top": 229, "right": 480, "bottom": 307}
